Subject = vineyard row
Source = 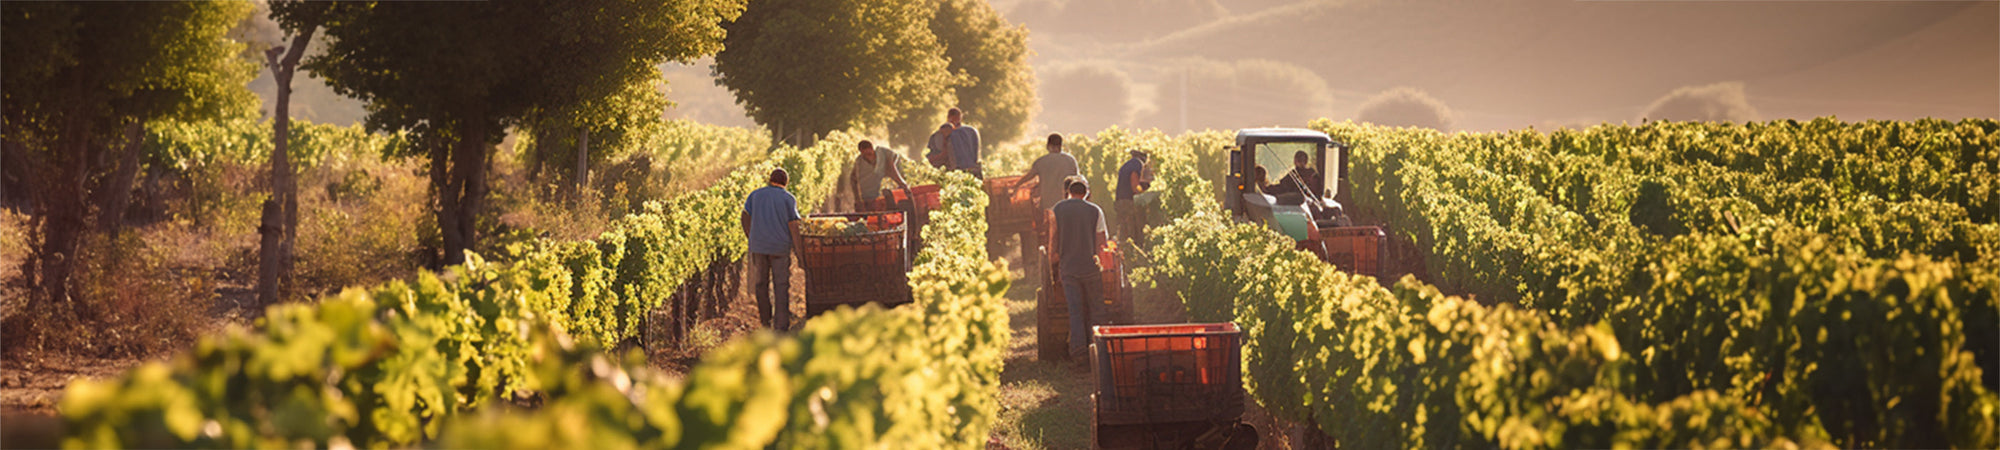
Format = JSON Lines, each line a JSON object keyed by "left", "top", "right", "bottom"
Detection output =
{"left": 62, "top": 130, "right": 1012, "bottom": 449}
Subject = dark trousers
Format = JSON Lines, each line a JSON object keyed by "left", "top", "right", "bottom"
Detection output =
{"left": 1114, "top": 198, "right": 1142, "bottom": 248}
{"left": 749, "top": 252, "right": 793, "bottom": 331}
{"left": 1060, "top": 270, "right": 1103, "bottom": 359}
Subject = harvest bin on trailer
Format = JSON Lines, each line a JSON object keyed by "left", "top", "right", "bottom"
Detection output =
{"left": 984, "top": 176, "right": 1041, "bottom": 275}
{"left": 870, "top": 184, "right": 941, "bottom": 262}
{"left": 984, "top": 175, "right": 1038, "bottom": 232}
{"left": 798, "top": 211, "right": 912, "bottom": 318}
{"left": 1089, "top": 323, "right": 1257, "bottom": 450}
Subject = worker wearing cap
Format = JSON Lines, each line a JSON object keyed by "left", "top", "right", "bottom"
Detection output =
{"left": 1049, "top": 175, "right": 1109, "bottom": 362}
{"left": 1114, "top": 149, "right": 1153, "bottom": 247}
{"left": 839, "top": 139, "right": 911, "bottom": 211}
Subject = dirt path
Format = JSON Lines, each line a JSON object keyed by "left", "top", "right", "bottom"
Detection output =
{"left": 988, "top": 273, "right": 1095, "bottom": 449}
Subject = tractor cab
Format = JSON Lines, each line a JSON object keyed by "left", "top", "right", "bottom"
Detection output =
{"left": 1223, "top": 128, "right": 1390, "bottom": 279}
{"left": 1224, "top": 128, "right": 1352, "bottom": 237}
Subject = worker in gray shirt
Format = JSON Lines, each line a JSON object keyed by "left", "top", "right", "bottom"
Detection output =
{"left": 1048, "top": 175, "right": 1108, "bottom": 362}
{"left": 947, "top": 107, "right": 982, "bottom": 178}
{"left": 840, "top": 140, "right": 911, "bottom": 211}
{"left": 1013, "top": 133, "right": 1081, "bottom": 211}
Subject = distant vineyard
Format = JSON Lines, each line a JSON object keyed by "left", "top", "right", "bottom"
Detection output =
{"left": 1138, "top": 119, "right": 1999, "bottom": 448}
{"left": 61, "top": 129, "right": 1013, "bottom": 448}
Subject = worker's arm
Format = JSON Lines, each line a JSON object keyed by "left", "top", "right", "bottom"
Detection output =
{"left": 788, "top": 218, "right": 802, "bottom": 257}
{"left": 1016, "top": 169, "right": 1038, "bottom": 188}
{"left": 741, "top": 211, "right": 752, "bottom": 237}
{"left": 1046, "top": 215, "right": 1060, "bottom": 263}
{"left": 1096, "top": 218, "right": 1109, "bottom": 250}
{"left": 889, "top": 158, "right": 911, "bottom": 192}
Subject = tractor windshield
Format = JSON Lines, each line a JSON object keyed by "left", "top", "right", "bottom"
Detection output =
{"left": 1252, "top": 141, "right": 1323, "bottom": 198}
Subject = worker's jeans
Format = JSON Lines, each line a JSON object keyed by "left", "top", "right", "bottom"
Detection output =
{"left": 1060, "top": 270, "right": 1103, "bottom": 360}
{"left": 1114, "top": 199, "right": 1141, "bottom": 247}
{"left": 749, "top": 252, "right": 793, "bottom": 331}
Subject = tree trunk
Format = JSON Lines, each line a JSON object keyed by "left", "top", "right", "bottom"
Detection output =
{"left": 92, "top": 121, "right": 145, "bottom": 236}
{"left": 525, "top": 128, "right": 547, "bottom": 184}
{"left": 438, "top": 116, "right": 488, "bottom": 266}
{"left": 572, "top": 128, "right": 588, "bottom": 203}
{"left": 36, "top": 100, "right": 100, "bottom": 310}
{"left": 257, "top": 21, "right": 318, "bottom": 306}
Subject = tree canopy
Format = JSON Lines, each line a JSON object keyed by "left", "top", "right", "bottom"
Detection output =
{"left": 716, "top": 0, "right": 1035, "bottom": 148}
{"left": 924, "top": 0, "right": 1035, "bottom": 145}
{"left": 3, "top": 1, "right": 258, "bottom": 137}
{"left": 715, "top": 0, "right": 951, "bottom": 146}
{"left": 295, "top": 0, "right": 744, "bottom": 265}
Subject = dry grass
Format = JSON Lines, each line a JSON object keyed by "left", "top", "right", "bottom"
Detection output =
{"left": 291, "top": 158, "right": 429, "bottom": 298}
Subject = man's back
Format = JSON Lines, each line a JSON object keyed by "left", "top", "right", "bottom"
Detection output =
{"left": 950, "top": 125, "right": 982, "bottom": 172}
{"left": 1052, "top": 198, "right": 1104, "bottom": 277}
{"left": 1116, "top": 158, "right": 1146, "bottom": 200}
{"left": 744, "top": 185, "right": 801, "bottom": 255}
{"left": 1030, "top": 152, "right": 1079, "bottom": 210}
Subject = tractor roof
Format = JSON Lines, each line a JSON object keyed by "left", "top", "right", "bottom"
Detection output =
{"left": 1236, "top": 128, "right": 1332, "bottom": 145}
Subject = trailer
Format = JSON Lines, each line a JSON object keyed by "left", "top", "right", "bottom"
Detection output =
{"left": 798, "top": 211, "right": 912, "bottom": 318}
{"left": 1089, "top": 323, "right": 1258, "bottom": 450}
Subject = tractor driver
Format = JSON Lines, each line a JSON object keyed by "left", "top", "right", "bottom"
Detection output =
{"left": 1050, "top": 175, "right": 1109, "bottom": 363}
{"left": 1266, "top": 151, "right": 1320, "bottom": 198}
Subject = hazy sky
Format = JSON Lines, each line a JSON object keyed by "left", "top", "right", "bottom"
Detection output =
{"left": 254, "top": 0, "right": 2000, "bottom": 136}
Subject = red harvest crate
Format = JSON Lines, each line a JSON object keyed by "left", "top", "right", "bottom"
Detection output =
{"left": 1322, "top": 226, "right": 1387, "bottom": 279}
{"left": 1090, "top": 323, "right": 1245, "bottom": 425}
{"left": 883, "top": 184, "right": 943, "bottom": 211}
{"left": 799, "top": 212, "right": 911, "bottom": 318}
{"left": 983, "top": 176, "right": 1038, "bottom": 230}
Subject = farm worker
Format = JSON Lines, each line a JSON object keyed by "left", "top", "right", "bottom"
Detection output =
{"left": 742, "top": 168, "right": 803, "bottom": 331}
{"left": 1114, "top": 149, "right": 1153, "bottom": 246}
{"left": 840, "top": 140, "right": 911, "bottom": 211}
{"left": 1049, "top": 175, "right": 1109, "bottom": 362}
{"left": 946, "top": 107, "right": 983, "bottom": 178}
{"left": 1267, "top": 150, "right": 1320, "bottom": 197}
{"left": 925, "top": 123, "right": 954, "bottom": 168}
{"left": 1248, "top": 165, "right": 1271, "bottom": 195}
{"left": 1012, "top": 133, "right": 1081, "bottom": 211}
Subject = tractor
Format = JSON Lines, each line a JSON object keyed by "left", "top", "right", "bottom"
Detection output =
{"left": 1223, "top": 128, "right": 1393, "bottom": 280}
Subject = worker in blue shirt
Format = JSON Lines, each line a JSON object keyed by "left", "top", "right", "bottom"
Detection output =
{"left": 1114, "top": 149, "right": 1152, "bottom": 248}
{"left": 742, "top": 168, "right": 802, "bottom": 331}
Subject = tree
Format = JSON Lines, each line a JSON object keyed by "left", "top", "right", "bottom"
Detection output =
{"left": 714, "top": 0, "right": 952, "bottom": 147}
{"left": 1640, "top": 82, "right": 1760, "bottom": 124}
{"left": 2, "top": 1, "right": 258, "bottom": 307}
{"left": 911, "top": 0, "right": 1035, "bottom": 148}
{"left": 1357, "top": 87, "right": 1455, "bottom": 131}
{"left": 295, "top": 0, "right": 742, "bottom": 266}
{"left": 517, "top": 74, "right": 673, "bottom": 202}
{"left": 255, "top": 1, "right": 330, "bottom": 306}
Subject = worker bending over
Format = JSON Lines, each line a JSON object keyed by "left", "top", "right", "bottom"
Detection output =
{"left": 838, "top": 140, "right": 911, "bottom": 211}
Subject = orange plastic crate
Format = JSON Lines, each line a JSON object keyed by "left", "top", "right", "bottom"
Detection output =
{"left": 1090, "top": 323, "right": 1244, "bottom": 425}
{"left": 1322, "top": 226, "right": 1387, "bottom": 278}
{"left": 884, "top": 185, "right": 943, "bottom": 211}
